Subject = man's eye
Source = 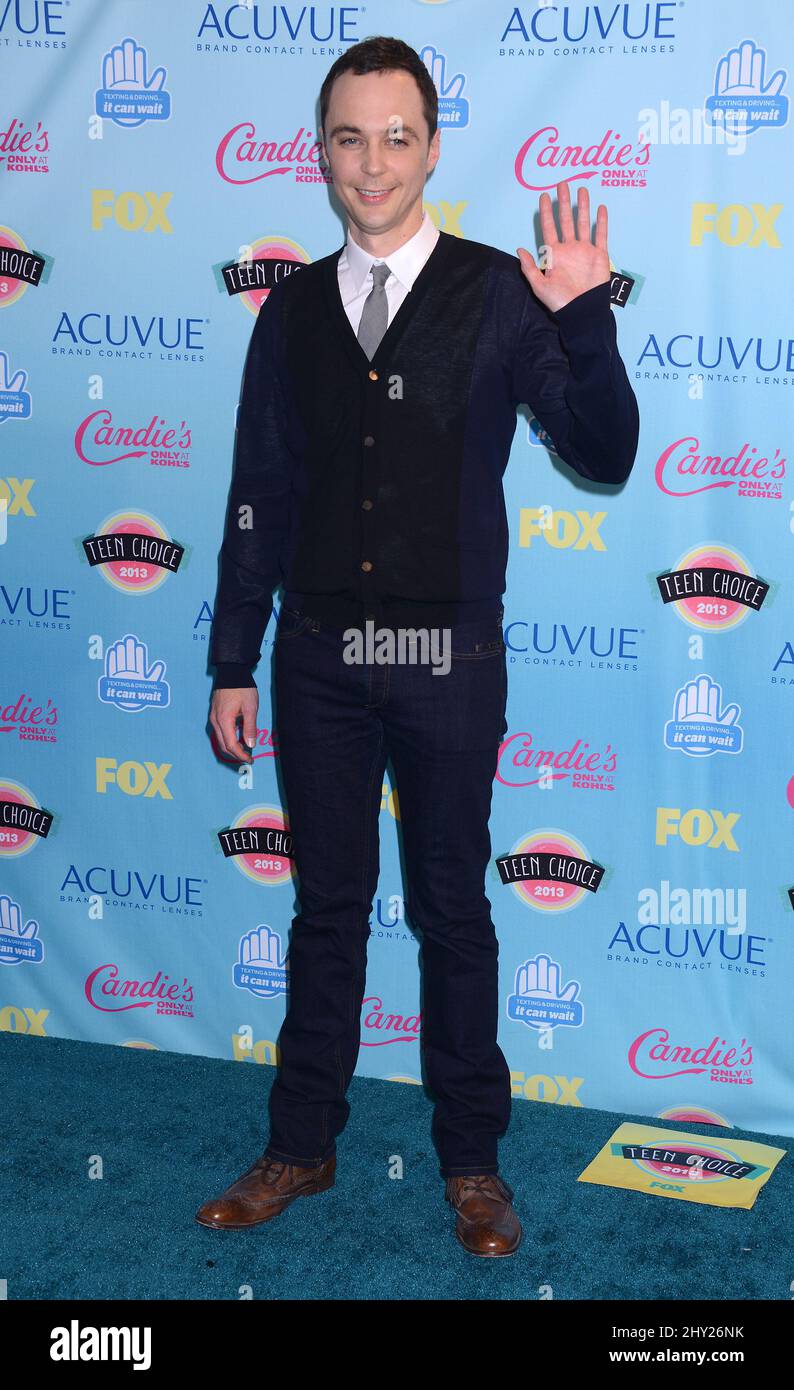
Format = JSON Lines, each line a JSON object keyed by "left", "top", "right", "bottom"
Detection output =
{"left": 338, "top": 136, "right": 407, "bottom": 146}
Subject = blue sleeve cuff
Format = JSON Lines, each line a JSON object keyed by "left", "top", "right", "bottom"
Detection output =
{"left": 212, "top": 663, "right": 257, "bottom": 690}
{"left": 551, "top": 280, "right": 613, "bottom": 340}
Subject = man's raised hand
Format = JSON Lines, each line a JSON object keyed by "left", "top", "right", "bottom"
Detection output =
{"left": 517, "top": 179, "right": 610, "bottom": 313}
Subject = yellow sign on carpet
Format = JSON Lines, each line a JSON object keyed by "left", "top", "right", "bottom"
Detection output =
{"left": 578, "top": 1122, "right": 786, "bottom": 1209}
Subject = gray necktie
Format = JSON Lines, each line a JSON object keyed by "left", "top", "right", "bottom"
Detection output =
{"left": 357, "top": 261, "right": 391, "bottom": 359}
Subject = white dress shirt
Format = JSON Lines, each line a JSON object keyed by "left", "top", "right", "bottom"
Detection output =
{"left": 337, "top": 208, "right": 440, "bottom": 335}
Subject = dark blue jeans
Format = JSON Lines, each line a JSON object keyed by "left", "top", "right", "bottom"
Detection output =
{"left": 263, "top": 601, "right": 512, "bottom": 1178}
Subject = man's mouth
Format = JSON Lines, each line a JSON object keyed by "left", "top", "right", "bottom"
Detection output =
{"left": 355, "top": 187, "right": 395, "bottom": 203}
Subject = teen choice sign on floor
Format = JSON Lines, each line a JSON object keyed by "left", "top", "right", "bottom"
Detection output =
{"left": 578, "top": 1123, "right": 786, "bottom": 1210}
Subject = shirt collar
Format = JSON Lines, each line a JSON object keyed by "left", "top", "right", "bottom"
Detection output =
{"left": 344, "top": 210, "right": 439, "bottom": 294}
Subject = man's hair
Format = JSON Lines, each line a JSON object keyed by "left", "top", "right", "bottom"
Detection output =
{"left": 320, "top": 36, "right": 438, "bottom": 143}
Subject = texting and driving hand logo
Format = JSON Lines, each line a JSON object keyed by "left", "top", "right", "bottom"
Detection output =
{"left": 705, "top": 39, "right": 788, "bottom": 135}
{"left": 0, "top": 894, "right": 43, "bottom": 965}
{"left": 233, "top": 925, "right": 288, "bottom": 999}
{"left": 664, "top": 674, "right": 744, "bottom": 757}
{"left": 507, "top": 954, "right": 584, "bottom": 1030}
{"left": 95, "top": 38, "right": 171, "bottom": 128}
{"left": 98, "top": 634, "right": 170, "bottom": 712}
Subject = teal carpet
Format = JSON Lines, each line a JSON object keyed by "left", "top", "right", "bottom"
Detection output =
{"left": 1, "top": 1032, "right": 790, "bottom": 1301}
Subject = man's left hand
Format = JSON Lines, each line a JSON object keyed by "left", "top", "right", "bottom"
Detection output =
{"left": 517, "top": 180, "right": 610, "bottom": 313}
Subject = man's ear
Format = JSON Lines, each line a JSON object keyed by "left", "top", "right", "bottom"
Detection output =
{"left": 427, "top": 128, "right": 441, "bottom": 174}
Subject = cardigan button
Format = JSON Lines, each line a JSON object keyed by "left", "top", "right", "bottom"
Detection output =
{"left": 361, "top": 498, "right": 374, "bottom": 510}
{"left": 368, "top": 370, "right": 378, "bottom": 381}
{"left": 361, "top": 560, "right": 374, "bottom": 572}
{"left": 363, "top": 434, "right": 375, "bottom": 446}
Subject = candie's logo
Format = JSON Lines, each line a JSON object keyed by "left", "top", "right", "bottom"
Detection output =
{"left": 515, "top": 127, "right": 650, "bottom": 192}
{"left": 85, "top": 963, "right": 194, "bottom": 1017}
{"left": 361, "top": 996, "right": 421, "bottom": 1046}
{"left": 0, "top": 116, "right": 49, "bottom": 175}
{"left": 496, "top": 729, "right": 618, "bottom": 791}
{"left": 1, "top": 692, "right": 58, "bottom": 742}
{"left": 75, "top": 411, "right": 192, "bottom": 469}
{"left": 629, "top": 1028, "right": 753, "bottom": 1083}
{"left": 655, "top": 436, "right": 784, "bottom": 500}
{"left": 75, "top": 408, "right": 193, "bottom": 469}
{"left": 216, "top": 125, "right": 325, "bottom": 184}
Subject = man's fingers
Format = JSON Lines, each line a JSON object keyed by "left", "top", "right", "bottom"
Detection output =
{"left": 517, "top": 246, "right": 544, "bottom": 291}
{"left": 236, "top": 720, "right": 255, "bottom": 761}
{"left": 221, "top": 714, "right": 253, "bottom": 763}
{"left": 557, "top": 180, "right": 576, "bottom": 241}
{"left": 232, "top": 728, "right": 254, "bottom": 763}
{"left": 595, "top": 202, "right": 608, "bottom": 251}
{"left": 210, "top": 714, "right": 231, "bottom": 759}
{"left": 211, "top": 690, "right": 258, "bottom": 764}
{"left": 576, "top": 186, "right": 590, "bottom": 240}
{"left": 538, "top": 190, "right": 558, "bottom": 248}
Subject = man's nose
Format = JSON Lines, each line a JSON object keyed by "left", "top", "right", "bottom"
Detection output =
{"left": 360, "top": 141, "right": 387, "bottom": 174}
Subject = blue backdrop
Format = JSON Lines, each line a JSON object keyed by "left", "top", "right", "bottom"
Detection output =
{"left": 2, "top": 0, "right": 793, "bottom": 1142}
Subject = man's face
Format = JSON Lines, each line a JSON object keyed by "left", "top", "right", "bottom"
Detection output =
{"left": 321, "top": 68, "right": 440, "bottom": 242}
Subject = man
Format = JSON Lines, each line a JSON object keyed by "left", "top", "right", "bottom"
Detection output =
{"left": 197, "top": 36, "right": 639, "bottom": 1256}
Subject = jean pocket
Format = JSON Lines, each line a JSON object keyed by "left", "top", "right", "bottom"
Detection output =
{"left": 275, "top": 607, "right": 313, "bottom": 640}
{"left": 449, "top": 618, "right": 505, "bottom": 659}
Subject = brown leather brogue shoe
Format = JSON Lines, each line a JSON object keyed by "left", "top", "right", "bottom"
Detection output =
{"left": 445, "top": 1173, "right": 522, "bottom": 1257}
{"left": 195, "top": 1152, "right": 335, "bottom": 1230}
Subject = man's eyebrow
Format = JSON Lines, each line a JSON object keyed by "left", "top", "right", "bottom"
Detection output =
{"left": 326, "top": 123, "right": 420, "bottom": 139}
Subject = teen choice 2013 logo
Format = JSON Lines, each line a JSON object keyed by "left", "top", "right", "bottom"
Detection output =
{"left": 497, "top": 828, "right": 604, "bottom": 914}
{"left": 218, "top": 805, "right": 294, "bottom": 887}
{"left": 82, "top": 510, "right": 185, "bottom": 595}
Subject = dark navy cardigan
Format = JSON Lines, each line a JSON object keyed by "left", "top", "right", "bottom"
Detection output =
{"left": 210, "top": 228, "right": 639, "bottom": 687}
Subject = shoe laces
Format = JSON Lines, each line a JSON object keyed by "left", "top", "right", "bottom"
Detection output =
{"left": 452, "top": 1174, "right": 513, "bottom": 1202}
{"left": 256, "top": 1157, "right": 290, "bottom": 1185}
